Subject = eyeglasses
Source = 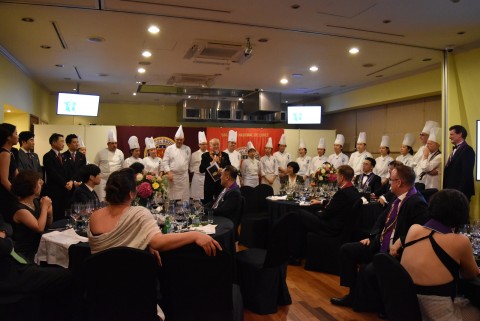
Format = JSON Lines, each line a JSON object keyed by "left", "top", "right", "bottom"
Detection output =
{"left": 389, "top": 178, "right": 400, "bottom": 182}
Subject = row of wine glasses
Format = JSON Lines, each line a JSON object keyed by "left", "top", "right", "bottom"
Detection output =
{"left": 459, "top": 221, "right": 480, "bottom": 257}
{"left": 66, "top": 200, "right": 107, "bottom": 232}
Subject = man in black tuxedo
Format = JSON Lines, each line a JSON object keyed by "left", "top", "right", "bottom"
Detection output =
{"left": 199, "top": 138, "right": 231, "bottom": 204}
{"left": 331, "top": 164, "right": 427, "bottom": 313}
{"left": 16, "top": 131, "right": 43, "bottom": 177}
{"left": 73, "top": 164, "right": 101, "bottom": 204}
{"left": 63, "top": 134, "right": 87, "bottom": 184}
{"left": 353, "top": 157, "right": 382, "bottom": 197}
{"left": 43, "top": 133, "right": 73, "bottom": 221}
{"left": 371, "top": 160, "right": 402, "bottom": 206}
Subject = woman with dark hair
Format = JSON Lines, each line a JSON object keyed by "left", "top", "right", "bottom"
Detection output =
{"left": 285, "top": 161, "right": 304, "bottom": 190}
{"left": 401, "top": 189, "right": 480, "bottom": 320}
{"left": 0, "top": 123, "right": 19, "bottom": 218}
{"left": 7, "top": 170, "right": 52, "bottom": 262}
{"left": 397, "top": 133, "right": 415, "bottom": 167}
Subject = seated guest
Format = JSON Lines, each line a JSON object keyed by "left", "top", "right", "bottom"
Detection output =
{"left": 241, "top": 141, "right": 261, "bottom": 187}
{"left": 73, "top": 164, "right": 101, "bottom": 203}
{"left": 353, "top": 157, "right": 382, "bottom": 196}
{"left": 129, "top": 162, "right": 145, "bottom": 175}
{"left": 373, "top": 136, "right": 393, "bottom": 184}
{"left": 331, "top": 164, "right": 427, "bottom": 313}
{"left": 401, "top": 189, "right": 480, "bottom": 320}
{"left": 7, "top": 170, "right": 52, "bottom": 262}
{"left": 285, "top": 161, "right": 304, "bottom": 190}
{"left": 289, "top": 165, "right": 360, "bottom": 265}
{"left": 88, "top": 168, "right": 221, "bottom": 256}
{"left": 415, "top": 127, "right": 442, "bottom": 190}
{"left": 396, "top": 133, "right": 415, "bottom": 167}
{"left": 371, "top": 160, "right": 402, "bottom": 206}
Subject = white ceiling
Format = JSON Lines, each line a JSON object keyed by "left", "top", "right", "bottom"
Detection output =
{"left": 1, "top": 0, "right": 479, "bottom": 106}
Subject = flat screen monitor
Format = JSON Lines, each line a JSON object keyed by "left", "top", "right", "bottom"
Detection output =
{"left": 287, "top": 106, "right": 322, "bottom": 124}
{"left": 57, "top": 93, "right": 100, "bottom": 116}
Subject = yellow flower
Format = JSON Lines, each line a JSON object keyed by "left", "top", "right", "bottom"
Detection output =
{"left": 152, "top": 182, "right": 160, "bottom": 190}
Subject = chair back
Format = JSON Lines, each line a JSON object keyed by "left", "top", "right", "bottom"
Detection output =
{"left": 240, "top": 186, "right": 257, "bottom": 213}
{"left": 83, "top": 247, "right": 160, "bottom": 321}
{"left": 263, "top": 213, "right": 294, "bottom": 268}
{"left": 421, "top": 188, "right": 438, "bottom": 203}
{"left": 254, "top": 184, "right": 274, "bottom": 213}
{"left": 373, "top": 253, "right": 422, "bottom": 321}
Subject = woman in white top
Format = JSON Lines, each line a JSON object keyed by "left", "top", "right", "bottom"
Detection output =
{"left": 396, "top": 133, "right": 415, "bottom": 167}
{"left": 143, "top": 137, "right": 162, "bottom": 176}
{"left": 296, "top": 139, "right": 311, "bottom": 182}
{"left": 373, "top": 136, "right": 393, "bottom": 183}
{"left": 241, "top": 142, "right": 261, "bottom": 188}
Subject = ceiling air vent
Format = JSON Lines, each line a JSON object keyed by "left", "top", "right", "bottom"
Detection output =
{"left": 166, "top": 73, "right": 218, "bottom": 87}
{"left": 184, "top": 40, "right": 247, "bottom": 63}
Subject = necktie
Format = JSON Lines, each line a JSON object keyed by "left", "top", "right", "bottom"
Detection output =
{"left": 27, "top": 152, "right": 34, "bottom": 165}
{"left": 72, "top": 152, "right": 76, "bottom": 161}
{"left": 92, "top": 190, "right": 99, "bottom": 201}
{"left": 212, "top": 188, "right": 227, "bottom": 209}
{"left": 10, "top": 249, "right": 28, "bottom": 264}
{"left": 57, "top": 153, "right": 63, "bottom": 165}
{"left": 380, "top": 198, "right": 401, "bottom": 253}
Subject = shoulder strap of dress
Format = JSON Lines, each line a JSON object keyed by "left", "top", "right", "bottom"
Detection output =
{"left": 403, "top": 230, "right": 435, "bottom": 248}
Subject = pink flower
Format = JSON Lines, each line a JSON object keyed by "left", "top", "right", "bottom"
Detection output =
{"left": 146, "top": 175, "right": 154, "bottom": 182}
{"left": 137, "top": 181, "right": 153, "bottom": 199}
{"left": 328, "top": 174, "right": 337, "bottom": 183}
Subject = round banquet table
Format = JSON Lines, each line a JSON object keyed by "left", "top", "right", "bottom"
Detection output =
{"left": 267, "top": 198, "right": 322, "bottom": 225}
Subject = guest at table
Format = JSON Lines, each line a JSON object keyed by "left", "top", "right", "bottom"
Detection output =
{"left": 401, "top": 189, "right": 480, "bottom": 321}
{"left": 200, "top": 137, "right": 231, "bottom": 203}
{"left": 123, "top": 136, "right": 144, "bottom": 168}
{"left": 328, "top": 134, "right": 349, "bottom": 169}
{"left": 373, "top": 136, "right": 393, "bottom": 184}
{"left": 415, "top": 126, "right": 442, "bottom": 189}
{"left": 88, "top": 168, "right": 221, "bottom": 257}
{"left": 129, "top": 162, "right": 145, "bottom": 175}
{"left": 7, "top": 170, "right": 52, "bottom": 262}
{"left": 0, "top": 123, "right": 19, "bottom": 219}
{"left": 371, "top": 160, "right": 401, "bottom": 205}
{"left": 73, "top": 164, "right": 101, "bottom": 204}
{"left": 260, "top": 137, "right": 279, "bottom": 193}
{"left": 273, "top": 134, "right": 291, "bottom": 187}
{"left": 396, "top": 133, "right": 415, "bottom": 167}
{"left": 241, "top": 141, "right": 261, "bottom": 188}
{"left": 143, "top": 137, "right": 162, "bottom": 176}
{"left": 285, "top": 161, "right": 304, "bottom": 190}
{"left": 190, "top": 131, "right": 208, "bottom": 201}
{"left": 16, "top": 131, "right": 42, "bottom": 176}
{"left": 296, "top": 138, "right": 311, "bottom": 183}
{"left": 348, "top": 132, "right": 372, "bottom": 177}
{"left": 353, "top": 157, "right": 382, "bottom": 195}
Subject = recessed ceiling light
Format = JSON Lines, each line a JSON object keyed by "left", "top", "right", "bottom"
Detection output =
{"left": 349, "top": 47, "right": 359, "bottom": 54}
{"left": 187, "top": 95, "right": 192, "bottom": 99}
{"left": 55, "top": 64, "right": 64, "bottom": 68}
{"left": 238, "top": 98, "right": 243, "bottom": 101}
{"left": 137, "top": 68, "right": 146, "bottom": 73}
{"left": 142, "top": 50, "right": 152, "bottom": 57}
{"left": 285, "top": 100, "right": 289, "bottom": 103}
{"left": 88, "top": 36, "right": 105, "bottom": 43}
{"left": 73, "top": 88, "right": 77, "bottom": 91}
{"left": 309, "top": 66, "right": 318, "bottom": 72}
{"left": 136, "top": 81, "right": 142, "bottom": 84}
{"left": 133, "top": 93, "right": 137, "bottom": 96}
{"left": 40, "top": 45, "right": 51, "bottom": 49}
{"left": 21, "top": 17, "right": 34, "bottom": 22}
{"left": 6, "top": 109, "right": 11, "bottom": 113}
{"left": 280, "top": 78, "right": 288, "bottom": 84}
{"left": 148, "top": 25, "right": 160, "bottom": 34}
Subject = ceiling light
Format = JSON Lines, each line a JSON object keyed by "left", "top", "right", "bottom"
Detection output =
{"left": 187, "top": 96, "right": 191, "bottom": 98}
{"left": 136, "top": 81, "right": 142, "bottom": 84}
{"left": 285, "top": 100, "right": 289, "bottom": 103}
{"left": 148, "top": 25, "right": 160, "bottom": 34}
{"left": 137, "top": 68, "right": 146, "bottom": 73}
{"left": 87, "top": 36, "right": 105, "bottom": 43}
{"left": 309, "top": 66, "right": 318, "bottom": 72}
{"left": 349, "top": 47, "right": 359, "bottom": 54}
{"left": 73, "top": 88, "right": 76, "bottom": 91}
{"left": 6, "top": 109, "right": 11, "bottom": 113}
{"left": 133, "top": 93, "right": 137, "bottom": 96}
{"left": 238, "top": 98, "right": 243, "bottom": 101}
{"left": 142, "top": 50, "right": 152, "bottom": 58}
{"left": 280, "top": 78, "right": 288, "bottom": 85}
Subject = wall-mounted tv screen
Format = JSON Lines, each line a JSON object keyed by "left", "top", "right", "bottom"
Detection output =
{"left": 57, "top": 93, "right": 100, "bottom": 116}
{"left": 287, "top": 106, "right": 322, "bottom": 124}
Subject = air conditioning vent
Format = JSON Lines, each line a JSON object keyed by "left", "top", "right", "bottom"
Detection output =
{"left": 184, "top": 40, "right": 246, "bottom": 62}
{"left": 167, "top": 73, "right": 217, "bottom": 87}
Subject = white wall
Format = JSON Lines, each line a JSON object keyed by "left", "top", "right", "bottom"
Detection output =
{"left": 284, "top": 129, "right": 336, "bottom": 159}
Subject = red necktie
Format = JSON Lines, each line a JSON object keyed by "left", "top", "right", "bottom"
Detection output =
{"left": 57, "top": 153, "right": 63, "bottom": 165}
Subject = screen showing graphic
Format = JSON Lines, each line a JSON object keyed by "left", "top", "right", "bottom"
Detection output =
{"left": 287, "top": 106, "right": 322, "bottom": 124}
{"left": 57, "top": 93, "right": 100, "bottom": 116}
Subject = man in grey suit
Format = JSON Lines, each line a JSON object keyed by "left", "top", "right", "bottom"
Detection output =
{"left": 17, "top": 131, "right": 43, "bottom": 177}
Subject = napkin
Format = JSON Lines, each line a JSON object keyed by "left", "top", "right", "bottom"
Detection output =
{"left": 35, "top": 228, "right": 88, "bottom": 268}
{"left": 270, "top": 195, "right": 287, "bottom": 201}
{"left": 299, "top": 201, "right": 311, "bottom": 206}
{"left": 361, "top": 197, "right": 369, "bottom": 205}
{"left": 189, "top": 224, "right": 217, "bottom": 235}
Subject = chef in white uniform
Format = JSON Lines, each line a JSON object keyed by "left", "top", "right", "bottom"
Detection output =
{"left": 416, "top": 127, "right": 442, "bottom": 189}
{"left": 123, "top": 136, "right": 144, "bottom": 168}
{"left": 260, "top": 137, "right": 279, "bottom": 193}
{"left": 162, "top": 125, "right": 191, "bottom": 201}
{"left": 241, "top": 141, "right": 261, "bottom": 187}
{"left": 223, "top": 130, "right": 241, "bottom": 185}
{"left": 190, "top": 131, "right": 208, "bottom": 201}
{"left": 348, "top": 132, "right": 372, "bottom": 177}
{"left": 374, "top": 135, "right": 394, "bottom": 183}
{"left": 411, "top": 120, "right": 440, "bottom": 171}
{"left": 309, "top": 137, "right": 328, "bottom": 175}
{"left": 396, "top": 133, "right": 415, "bottom": 167}
{"left": 328, "top": 134, "right": 349, "bottom": 169}
{"left": 296, "top": 138, "right": 311, "bottom": 183}
{"left": 93, "top": 129, "right": 125, "bottom": 200}
{"left": 273, "top": 134, "right": 291, "bottom": 187}
{"left": 143, "top": 137, "right": 162, "bottom": 176}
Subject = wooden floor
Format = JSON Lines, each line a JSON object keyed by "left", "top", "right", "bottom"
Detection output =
{"left": 242, "top": 264, "right": 382, "bottom": 321}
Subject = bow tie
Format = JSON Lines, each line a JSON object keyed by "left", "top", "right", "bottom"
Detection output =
{"left": 452, "top": 145, "right": 457, "bottom": 150}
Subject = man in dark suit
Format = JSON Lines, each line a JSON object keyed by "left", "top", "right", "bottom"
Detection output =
{"left": 43, "top": 133, "right": 73, "bottom": 221}
{"left": 443, "top": 125, "right": 475, "bottom": 203}
{"left": 353, "top": 157, "right": 382, "bottom": 197}
{"left": 63, "top": 134, "right": 87, "bottom": 184}
{"left": 331, "top": 164, "right": 427, "bottom": 314}
{"left": 73, "top": 164, "right": 101, "bottom": 204}
{"left": 288, "top": 165, "right": 360, "bottom": 264}
{"left": 199, "top": 138, "right": 231, "bottom": 204}
{"left": 17, "top": 131, "right": 43, "bottom": 177}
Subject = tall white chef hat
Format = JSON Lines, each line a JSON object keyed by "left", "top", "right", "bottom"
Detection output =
{"left": 198, "top": 131, "right": 207, "bottom": 144}
{"left": 380, "top": 135, "right": 390, "bottom": 147}
{"left": 317, "top": 138, "right": 325, "bottom": 149}
{"left": 357, "top": 132, "right": 367, "bottom": 144}
{"left": 298, "top": 138, "right": 306, "bottom": 149}
{"left": 265, "top": 137, "right": 273, "bottom": 148}
{"left": 107, "top": 129, "right": 117, "bottom": 143}
{"left": 227, "top": 130, "right": 237, "bottom": 143}
{"left": 175, "top": 125, "right": 184, "bottom": 139}
{"left": 128, "top": 136, "right": 140, "bottom": 150}
{"left": 279, "top": 134, "right": 287, "bottom": 145}
{"left": 428, "top": 127, "right": 442, "bottom": 144}
{"left": 247, "top": 141, "right": 256, "bottom": 151}
{"left": 145, "top": 137, "right": 156, "bottom": 150}
{"left": 402, "top": 133, "right": 415, "bottom": 147}
{"left": 422, "top": 120, "right": 440, "bottom": 135}
{"left": 77, "top": 135, "right": 85, "bottom": 148}
{"left": 334, "top": 134, "right": 345, "bottom": 146}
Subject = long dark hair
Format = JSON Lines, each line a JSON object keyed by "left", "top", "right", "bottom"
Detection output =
{"left": 0, "top": 123, "right": 16, "bottom": 146}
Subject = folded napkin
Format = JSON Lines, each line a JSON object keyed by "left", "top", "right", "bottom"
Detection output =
{"left": 299, "top": 201, "right": 311, "bottom": 206}
{"left": 270, "top": 195, "right": 287, "bottom": 201}
{"left": 35, "top": 228, "right": 88, "bottom": 268}
{"left": 361, "top": 197, "right": 369, "bottom": 205}
{"left": 189, "top": 224, "right": 217, "bottom": 235}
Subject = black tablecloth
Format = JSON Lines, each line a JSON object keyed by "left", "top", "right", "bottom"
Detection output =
{"left": 459, "top": 277, "right": 480, "bottom": 308}
{"left": 267, "top": 198, "right": 322, "bottom": 224}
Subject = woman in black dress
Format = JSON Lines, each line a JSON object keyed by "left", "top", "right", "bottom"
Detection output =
{"left": 0, "top": 123, "right": 19, "bottom": 218}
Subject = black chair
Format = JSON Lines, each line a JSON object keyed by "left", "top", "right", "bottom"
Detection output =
{"left": 414, "top": 182, "right": 426, "bottom": 191}
{"left": 82, "top": 247, "right": 161, "bottom": 321}
{"left": 421, "top": 188, "right": 438, "bottom": 203}
{"left": 373, "top": 253, "right": 422, "bottom": 321}
{"left": 351, "top": 202, "right": 384, "bottom": 241}
{"left": 240, "top": 185, "right": 256, "bottom": 213}
{"left": 237, "top": 213, "right": 294, "bottom": 314}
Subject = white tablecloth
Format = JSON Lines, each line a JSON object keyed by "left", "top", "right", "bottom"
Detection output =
{"left": 35, "top": 229, "right": 88, "bottom": 268}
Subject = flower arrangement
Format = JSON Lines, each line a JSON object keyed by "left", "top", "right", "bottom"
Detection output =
{"left": 135, "top": 172, "right": 168, "bottom": 206}
{"left": 311, "top": 162, "right": 337, "bottom": 185}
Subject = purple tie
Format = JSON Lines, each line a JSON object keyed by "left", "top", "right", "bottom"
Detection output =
{"left": 380, "top": 198, "right": 401, "bottom": 253}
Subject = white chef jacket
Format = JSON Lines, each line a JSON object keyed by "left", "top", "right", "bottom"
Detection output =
{"left": 189, "top": 149, "right": 206, "bottom": 200}
{"left": 143, "top": 156, "right": 162, "bottom": 175}
{"left": 416, "top": 151, "right": 442, "bottom": 189}
{"left": 93, "top": 148, "right": 125, "bottom": 200}
{"left": 296, "top": 156, "right": 311, "bottom": 177}
{"left": 327, "top": 152, "right": 349, "bottom": 169}
{"left": 396, "top": 154, "right": 414, "bottom": 167}
{"left": 309, "top": 155, "right": 328, "bottom": 175}
{"left": 374, "top": 155, "right": 394, "bottom": 179}
{"left": 241, "top": 157, "right": 261, "bottom": 187}
{"left": 223, "top": 149, "right": 241, "bottom": 185}
{"left": 348, "top": 150, "right": 372, "bottom": 176}
{"left": 162, "top": 144, "right": 191, "bottom": 201}
{"left": 123, "top": 156, "right": 144, "bottom": 169}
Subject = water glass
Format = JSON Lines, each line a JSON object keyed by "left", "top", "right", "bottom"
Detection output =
{"left": 207, "top": 209, "right": 214, "bottom": 224}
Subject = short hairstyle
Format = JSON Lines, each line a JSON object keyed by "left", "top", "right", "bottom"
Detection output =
{"left": 65, "top": 134, "right": 78, "bottom": 145}
{"left": 449, "top": 125, "right": 468, "bottom": 139}
{"left": 337, "top": 165, "right": 354, "bottom": 181}
{"left": 299, "top": 148, "right": 308, "bottom": 153}
{"left": 0, "top": 123, "right": 16, "bottom": 146}
{"left": 19, "top": 131, "right": 34, "bottom": 145}
{"left": 209, "top": 138, "right": 220, "bottom": 145}
{"left": 49, "top": 133, "right": 63, "bottom": 145}
{"left": 223, "top": 165, "right": 238, "bottom": 180}
{"left": 11, "top": 170, "right": 41, "bottom": 198}
{"left": 78, "top": 164, "right": 101, "bottom": 183}
{"left": 105, "top": 168, "right": 137, "bottom": 205}
{"left": 428, "top": 189, "right": 469, "bottom": 227}
{"left": 364, "top": 157, "right": 376, "bottom": 168}
{"left": 393, "top": 164, "right": 416, "bottom": 186}
{"left": 388, "top": 160, "right": 402, "bottom": 167}
{"left": 129, "top": 162, "right": 145, "bottom": 174}
{"left": 407, "top": 145, "right": 414, "bottom": 155}
{"left": 287, "top": 161, "right": 300, "bottom": 174}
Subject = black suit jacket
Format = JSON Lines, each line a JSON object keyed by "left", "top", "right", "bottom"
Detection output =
{"left": 199, "top": 151, "right": 231, "bottom": 203}
{"left": 443, "top": 142, "right": 475, "bottom": 200}
{"left": 354, "top": 173, "right": 382, "bottom": 193}
{"left": 317, "top": 185, "right": 360, "bottom": 234}
{"left": 206, "top": 186, "right": 242, "bottom": 225}
{"left": 62, "top": 150, "right": 87, "bottom": 182}
{"left": 72, "top": 183, "right": 99, "bottom": 204}
{"left": 17, "top": 149, "right": 43, "bottom": 177}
